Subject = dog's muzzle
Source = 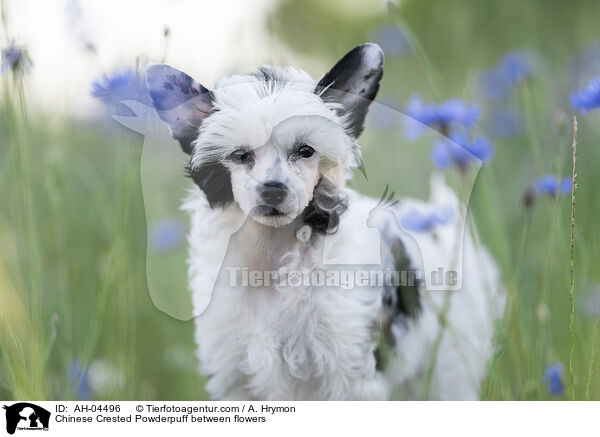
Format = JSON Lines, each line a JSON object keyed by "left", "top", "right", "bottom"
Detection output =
{"left": 259, "top": 181, "right": 288, "bottom": 207}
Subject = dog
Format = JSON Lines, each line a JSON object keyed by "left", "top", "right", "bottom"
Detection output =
{"left": 144, "top": 43, "right": 505, "bottom": 400}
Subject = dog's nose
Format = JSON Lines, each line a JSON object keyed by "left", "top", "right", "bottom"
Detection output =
{"left": 260, "top": 181, "right": 288, "bottom": 206}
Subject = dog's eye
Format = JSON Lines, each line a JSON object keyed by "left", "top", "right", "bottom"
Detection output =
{"left": 296, "top": 144, "right": 315, "bottom": 158}
{"left": 229, "top": 149, "right": 253, "bottom": 165}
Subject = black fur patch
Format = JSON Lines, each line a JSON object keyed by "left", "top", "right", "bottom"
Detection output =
{"left": 185, "top": 161, "right": 234, "bottom": 208}
{"left": 375, "top": 238, "right": 421, "bottom": 370}
{"left": 384, "top": 237, "right": 422, "bottom": 320}
{"left": 173, "top": 132, "right": 197, "bottom": 156}
{"left": 301, "top": 178, "right": 348, "bottom": 235}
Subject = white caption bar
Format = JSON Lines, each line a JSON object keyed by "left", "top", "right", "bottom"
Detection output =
{"left": 1, "top": 401, "right": 597, "bottom": 436}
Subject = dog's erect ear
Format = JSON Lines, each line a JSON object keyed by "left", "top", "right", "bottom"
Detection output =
{"left": 145, "top": 64, "right": 213, "bottom": 154}
{"left": 315, "top": 43, "right": 384, "bottom": 138}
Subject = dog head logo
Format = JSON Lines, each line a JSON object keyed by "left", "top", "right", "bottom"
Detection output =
{"left": 2, "top": 403, "right": 50, "bottom": 434}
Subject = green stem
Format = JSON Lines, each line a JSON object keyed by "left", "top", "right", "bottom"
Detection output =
{"left": 585, "top": 319, "right": 600, "bottom": 400}
{"left": 568, "top": 116, "right": 577, "bottom": 400}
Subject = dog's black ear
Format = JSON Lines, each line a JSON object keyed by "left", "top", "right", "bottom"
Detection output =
{"left": 145, "top": 64, "right": 213, "bottom": 154}
{"left": 315, "top": 43, "right": 384, "bottom": 138}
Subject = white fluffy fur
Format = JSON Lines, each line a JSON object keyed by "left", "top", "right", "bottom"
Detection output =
{"left": 185, "top": 181, "right": 504, "bottom": 400}
{"left": 171, "top": 61, "right": 506, "bottom": 400}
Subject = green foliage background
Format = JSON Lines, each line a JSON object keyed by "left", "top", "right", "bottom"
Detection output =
{"left": 1, "top": 0, "right": 600, "bottom": 400}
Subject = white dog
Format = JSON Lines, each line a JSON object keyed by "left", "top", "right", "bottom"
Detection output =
{"left": 145, "top": 43, "right": 505, "bottom": 400}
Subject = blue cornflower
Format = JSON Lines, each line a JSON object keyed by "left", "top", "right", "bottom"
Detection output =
{"left": 1, "top": 40, "right": 33, "bottom": 77}
{"left": 544, "top": 362, "right": 565, "bottom": 396}
{"left": 150, "top": 219, "right": 185, "bottom": 253}
{"left": 568, "top": 44, "right": 600, "bottom": 98}
{"left": 487, "top": 107, "right": 524, "bottom": 138}
{"left": 371, "top": 24, "right": 411, "bottom": 57}
{"left": 399, "top": 207, "right": 453, "bottom": 233}
{"left": 68, "top": 360, "right": 91, "bottom": 400}
{"left": 570, "top": 75, "right": 600, "bottom": 111}
{"left": 91, "top": 68, "right": 151, "bottom": 115}
{"left": 430, "top": 131, "right": 493, "bottom": 171}
{"left": 403, "top": 94, "right": 481, "bottom": 140}
{"left": 532, "top": 175, "right": 572, "bottom": 197}
{"left": 500, "top": 52, "right": 533, "bottom": 83}
{"left": 480, "top": 51, "right": 533, "bottom": 100}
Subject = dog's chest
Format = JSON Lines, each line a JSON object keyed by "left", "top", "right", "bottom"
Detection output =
{"left": 189, "top": 201, "right": 382, "bottom": 399}
{"left": 196, "top": 272, "right": 380, "bottom": 399}
{"left": 235, "top": 285, "right": 378, "bottom": 398}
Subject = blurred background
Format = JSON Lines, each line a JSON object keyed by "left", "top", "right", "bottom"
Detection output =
{"left": 1, "top": 0, "right": 600, "bottom": 400}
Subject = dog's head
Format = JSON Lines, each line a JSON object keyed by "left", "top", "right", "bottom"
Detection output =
{"left": 145, "top": 43, "right": 383, "bottom": 230}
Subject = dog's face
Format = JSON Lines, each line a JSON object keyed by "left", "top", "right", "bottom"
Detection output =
{"left": 145, "top": 44, "right": 383, "bottom": 229}
{"left": 228, "top": 141, "right": 322, "bottom": 228}
{"left": 223, "top": 119, "right": 327, "bottom": 228}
